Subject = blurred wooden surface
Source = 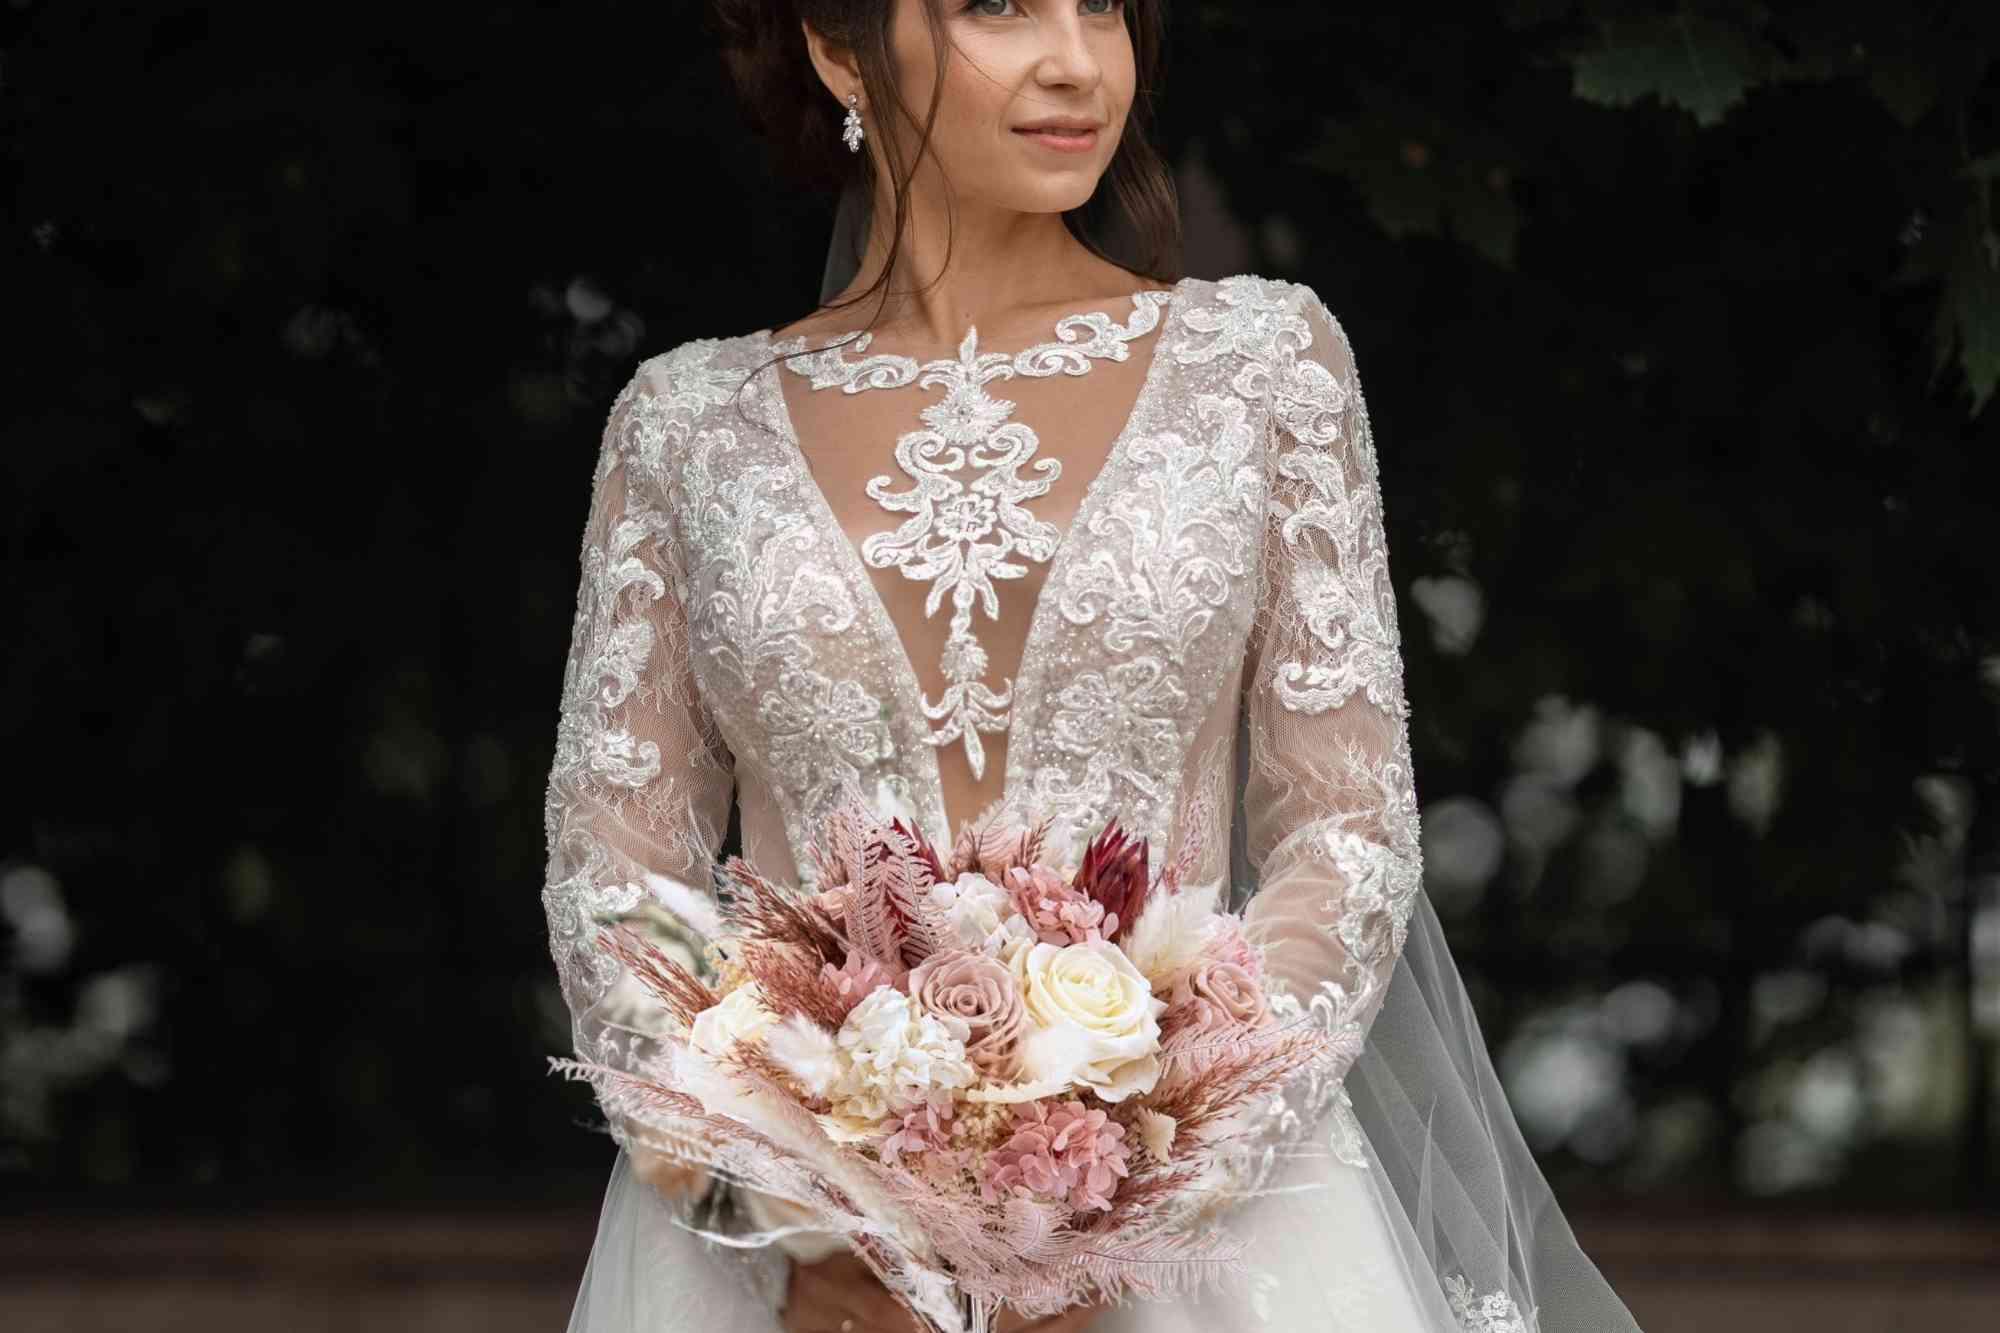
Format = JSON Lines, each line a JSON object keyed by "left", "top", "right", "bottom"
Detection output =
{"left": 2, "top": 1206, "right": 1996, "bottom": 1331}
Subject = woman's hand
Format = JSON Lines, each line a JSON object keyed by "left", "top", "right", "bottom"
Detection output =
{"left": 625, "top": 1125, "right": 711, "bottom": 1203}
{"left": 779, "top": 1251, "right": 925, "bottom": 1333}
{"left": 779, "top": 1250, "right": 1106, "bottom": 1332}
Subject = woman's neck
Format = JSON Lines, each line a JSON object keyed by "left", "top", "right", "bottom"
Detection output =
{"left": 817, "top": 190, "right": 1148, "bottom": 353}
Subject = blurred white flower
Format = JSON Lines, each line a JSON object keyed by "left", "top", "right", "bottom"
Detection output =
{"left": 1513, "top": 695, "right": 1600, "bottom": 787}
{"left": 1726, "top": 730, "right": 1785, "bottom": 836}
{"left": 2, "top": 866, "right": 71, "bottom": 974}
{"left": 1409, "top": 574, "right": 1484, "bottom": 655}
{"left": 1617, "top": 726, "right": 1682, "bottom": 839}
{"left": 1680, "top": 730, "right": 1724, "bottom": 786}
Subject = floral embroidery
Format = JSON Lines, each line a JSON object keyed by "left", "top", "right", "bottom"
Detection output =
{"left": 770, "top": 291, "right": 1176, "bottom": 782}
{"left": 1171, "top": 273, "right": 1302, "bottom": 405}
{"left": 1058, "top": 392, "right": 1264, "bottom": 656}
{"left": 1021, "top": 340, "right": 1270, "bottom": 860}
{"left": 542, "top": 274, "right": 1456, "bottom": 1320}
{"left": 1030, "top": 656, "right": 1188, "bottom": 842}
{"left": 760, "top": 664, "right": 896, "bottom": 792}
{"left": 541, "top": 367, "right": 737, "bottom": 1027}
{"left": 678, "top": 432, "right": 890, "bottom": 820}
{"left": 1444, "top": 1271, "right": 1534, "bottom": 1333}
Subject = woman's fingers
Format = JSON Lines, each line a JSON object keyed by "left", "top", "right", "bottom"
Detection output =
{"left": 784, "top": 1250, "right": 926, "bottom": 1333}
{"left": 778, "top": 1256, "right": 845, "bottom": 1332}
{"left": 626, "top": 1141, "right": 709, "bottom": 1202}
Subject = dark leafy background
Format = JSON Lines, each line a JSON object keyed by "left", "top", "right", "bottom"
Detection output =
{"left": 4, "top": 1, "right": 1996, "bottom": 1213}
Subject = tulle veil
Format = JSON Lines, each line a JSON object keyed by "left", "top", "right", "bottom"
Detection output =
{"left": 559, "top": 179, "right": 1646, "bottom": 1333}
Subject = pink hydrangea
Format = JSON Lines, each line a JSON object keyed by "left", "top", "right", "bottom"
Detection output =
{"left": 879, "top": 1091, "right": 957, "bottom": 1168}
{"left": 820, "top": 949, "right": 900, "bottom": 1021}
{"left": 1003, "top": 865, "right": 1115, "bottom": 946}
{"left": 979, "top": 1098, "right": 1131, "bottom": 1212}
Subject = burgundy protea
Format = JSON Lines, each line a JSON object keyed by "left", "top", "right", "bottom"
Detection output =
{"left": 1071, "top": 819, "right": 1150, "bottom": 943}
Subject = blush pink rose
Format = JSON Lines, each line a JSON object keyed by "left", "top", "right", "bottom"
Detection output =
{"left": 908, "top": 948, "right": 1025, "bottom": 1081}
{"left": 1168, "top": 959, "right": 1268, "bottom": 1031}
{"left": 1200, "top": 917, "right": 1264, "bottom": 979}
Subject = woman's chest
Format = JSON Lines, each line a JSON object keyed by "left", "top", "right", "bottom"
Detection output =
{"left": 657, "top": 314, "right": 1278, "bottom": 869}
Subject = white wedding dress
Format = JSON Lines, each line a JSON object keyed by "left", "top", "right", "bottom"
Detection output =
{"left": 543, "top": 273, "right": 1646, "bottom": 1332}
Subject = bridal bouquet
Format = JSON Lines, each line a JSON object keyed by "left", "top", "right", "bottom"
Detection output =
{"left": 557, "top": 794, "right": 1338, "bottom": 1332}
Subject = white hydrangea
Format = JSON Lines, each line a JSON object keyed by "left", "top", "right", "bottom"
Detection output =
{"left": 828, "top": 987, "right": 976, "bottom": 1125}
{"left": 923, "top": 871, "right": 1034, "bottom": 959}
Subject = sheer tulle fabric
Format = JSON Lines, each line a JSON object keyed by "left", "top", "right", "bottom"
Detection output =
{"left": 542, "top": 209, "right": 1644, "bottom": 1330}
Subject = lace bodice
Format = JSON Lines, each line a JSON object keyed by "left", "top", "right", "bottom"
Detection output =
{"left": 542, "top": 272, "right": 1423, "bottom": 1130}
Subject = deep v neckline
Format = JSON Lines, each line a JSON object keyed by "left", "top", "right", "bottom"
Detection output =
{"left": 749, "top": 277, "right": 1190, "bottom": 850}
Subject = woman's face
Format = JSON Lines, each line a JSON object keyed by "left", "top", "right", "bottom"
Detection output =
{"left": 880, "top": 0, "right": 1136, "bottom": 216}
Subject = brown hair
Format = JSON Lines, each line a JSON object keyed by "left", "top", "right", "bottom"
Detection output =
{"left": 702, "top": 0, "right": 1182, "bottom": 415}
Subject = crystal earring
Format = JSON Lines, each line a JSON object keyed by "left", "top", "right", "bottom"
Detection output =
{"left": 841, "top": 92, "right": 864, "bottom": 153}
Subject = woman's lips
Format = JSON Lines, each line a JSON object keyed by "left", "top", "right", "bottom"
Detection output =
{"left": 1014, "top": 127, "right": 1098, "bottom": 153}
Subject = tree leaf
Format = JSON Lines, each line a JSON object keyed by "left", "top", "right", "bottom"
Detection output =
{"left": 1569, "top": 14, "right": 1766, "bottom": 127}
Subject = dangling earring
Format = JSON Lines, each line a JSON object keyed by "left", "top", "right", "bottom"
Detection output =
{"left": 841, "top": 92, "right": 864, "bottom": 153}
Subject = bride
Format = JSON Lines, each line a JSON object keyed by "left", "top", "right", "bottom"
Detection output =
{"left": 541, "top": 2, "right": 1648, "bottom": 1331}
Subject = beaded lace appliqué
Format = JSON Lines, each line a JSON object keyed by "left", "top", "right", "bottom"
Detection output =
{"left": 1443, "top": 1272, "right": 1535, "bottom": 1333}
{"left": 773, "top": 290, "right": 1177, "bottom": 781}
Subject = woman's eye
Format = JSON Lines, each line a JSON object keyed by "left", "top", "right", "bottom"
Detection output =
{"left": 962, "top": 1, "right": 1125, "bottom": 15}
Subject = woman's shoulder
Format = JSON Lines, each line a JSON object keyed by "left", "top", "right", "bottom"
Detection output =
{"left": 617, "top": 274, "right": 1346, "bottom": 392}
{"left": 1197, "top": 272, "right": 1339, "bottom": 320}
{"left": 617, "top": 326, "right": 772, "bottom": 401}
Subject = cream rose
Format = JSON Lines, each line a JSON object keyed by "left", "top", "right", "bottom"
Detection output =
{"left": 1008, "top": 939, "right": 1165, "bottom": 1102}
{"left": 687, "top": 984, "right": 777, "bottom": 1057}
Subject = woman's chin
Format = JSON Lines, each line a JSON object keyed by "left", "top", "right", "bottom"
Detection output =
{"left": 989, "top": 176, "right": 1106, "bottom": 217}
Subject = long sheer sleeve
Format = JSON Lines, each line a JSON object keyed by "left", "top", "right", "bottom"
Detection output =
{"left": 542, "top": 359, "right": 738, "bottom": 1141}
{"left": 1239, "top": 284, "right": 1424, "bottom": 1088}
